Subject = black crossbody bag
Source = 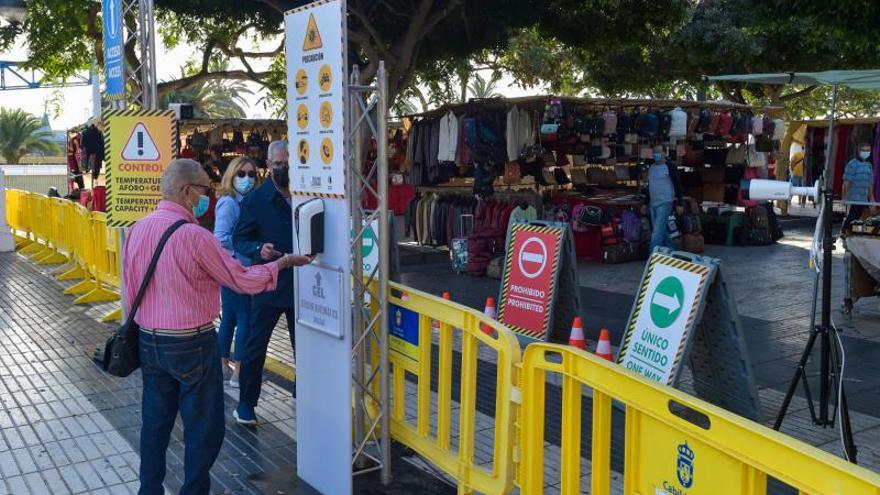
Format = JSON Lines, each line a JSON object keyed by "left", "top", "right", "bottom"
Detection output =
{"left": 101, "top": 219, "right": 188, "bottom": 377}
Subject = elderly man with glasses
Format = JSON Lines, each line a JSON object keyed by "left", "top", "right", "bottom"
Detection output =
{"left": 232, "top": 140, "right": 301, "bottom": 425}
{"left": 122, "top": 159, "right": 312, "bottom": 494}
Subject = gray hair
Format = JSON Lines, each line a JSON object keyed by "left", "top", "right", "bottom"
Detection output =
{"left": 160, "top": 159, "right": 205, "bottom": 199}
{"left": 268, "top": 140, "right": 288, "bottom": 162}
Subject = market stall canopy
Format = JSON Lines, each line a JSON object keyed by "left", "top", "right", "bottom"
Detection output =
{"left": 707, "top": 70, "right": 880, "bottom": 90}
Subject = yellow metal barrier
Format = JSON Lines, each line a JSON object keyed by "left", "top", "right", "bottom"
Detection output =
{"left": 518, "top": 343, "right": 880, "bottom": 495}
{"left": 4, "top": 190, "right": 120, "bottom": 313}
{"left": 6, "top": 189, "right": 31, "bottom": 248}
{"left": 70, "top": 211, "right": 119, "bottom": 305}
{"left": 376, "top": 282, "right": 521, "bottom": 495}
{"left": 18, "top": 193, "right": 46, "bottom": 256}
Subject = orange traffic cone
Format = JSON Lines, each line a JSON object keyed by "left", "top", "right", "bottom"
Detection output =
{"left": 433, "top": 292, "right": 453, "bottom": 331}
{"left": 596, "top": 328, "right": 614, "bottom": 361}
{"left": 568, "top": 317, "right": 586, "bottom": 350}
{"left": 480, "top": 297, "right": 496, "bottom": 335}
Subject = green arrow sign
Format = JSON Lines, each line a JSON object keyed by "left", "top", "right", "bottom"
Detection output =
{"left": 362, "top": 226, "right": 376, "bottom": 258}
{"left": 650, "top": 276, "right": 684, "bottom": 328}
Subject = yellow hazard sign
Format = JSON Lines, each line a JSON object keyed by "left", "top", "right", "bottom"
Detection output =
{"left": 303, "top": 13, "right": 323, "bottom": 51}
{"left": 297, "top": 139, "right": 310, "bottom": 165}
{"left": 319, "top": 65, "right": 332, "bottom": 92}
{"left": 320, "top": 138, "right": 333, "bottom": 165}
{"left": 104, "top": 109, "right": 177, "bottom": 228}
{"left": 295, "top": 69, "right": 308, "bottom": 95}
{"left": 297, "top": 104, "right": 309, "bottom": 130}
{"left": 319, "top": 101, "right": 333, "bottom": 128}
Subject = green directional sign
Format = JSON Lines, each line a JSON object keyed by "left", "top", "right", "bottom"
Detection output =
{"left": 362, "top": 226, "right": 376, "bottom": 258}
{"left": 650, "top": 276, "right": 684, "bottom": 328}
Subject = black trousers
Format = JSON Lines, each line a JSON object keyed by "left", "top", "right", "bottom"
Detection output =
{"left": 238, "top": 305, "right": 295, "bottom": 408}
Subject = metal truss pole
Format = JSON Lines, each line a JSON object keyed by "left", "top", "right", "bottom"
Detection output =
{"left": 116, "top": 0, "right": 157, "bottom": 110}
{"left": 348, "top": 61, "right": 391, "bottom": 484}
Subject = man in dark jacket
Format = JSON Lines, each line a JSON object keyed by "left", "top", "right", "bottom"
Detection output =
{"left": 232, "top": 140, "right": 299, "bottom": 424}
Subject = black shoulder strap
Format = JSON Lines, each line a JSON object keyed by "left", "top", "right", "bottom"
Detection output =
{"left": 127, "top": 219, "right": 188, "bottom": 325}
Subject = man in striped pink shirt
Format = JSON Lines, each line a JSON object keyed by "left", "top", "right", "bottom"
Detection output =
{"left": 123, "top": 159, "right": 311, "bottom": 495}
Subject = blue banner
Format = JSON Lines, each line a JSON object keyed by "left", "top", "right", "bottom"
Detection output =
{"left": 102, "top": 0, "right": 124, "bottom": 99}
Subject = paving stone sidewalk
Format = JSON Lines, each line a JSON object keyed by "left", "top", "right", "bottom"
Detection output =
{"left": 0, "top": 252, "right": 452, "bottom": 494}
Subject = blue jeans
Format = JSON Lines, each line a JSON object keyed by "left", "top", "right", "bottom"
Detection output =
{"left": 218, "top": 287, "right": 252, "bottom": 361}
{"left": 650, "top": 201, "right": 675, "bottom": 253}
{"left": 239, "top": 306, "right": 295, "bottom": 408}
{"left": 139, "top": 330, "right": 225, "bottom": 495}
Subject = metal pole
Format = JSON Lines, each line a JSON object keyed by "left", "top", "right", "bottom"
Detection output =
{"left": 137, "top": 0, "right": 157, "bottom": 109}
{"left": 818, "top": 84, "right": 837, "bottom": 425}
{"left": 349, "top": 64, "right": 367, "bottom": 466}
{"left": 90, "top": 61, "right": 102, "bottom": 118}
{"left": 376, "top": 61, "right": 391, "bottom": 485}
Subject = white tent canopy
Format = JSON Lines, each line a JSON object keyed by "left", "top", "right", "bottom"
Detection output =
{"left": 707, "top": 70, "right": 880, "bottom": 91}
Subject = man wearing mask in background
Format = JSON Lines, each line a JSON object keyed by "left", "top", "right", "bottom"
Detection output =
{"left": 841, "top": 143, "right": 876, "bottom": 235}
{"left": 233, "top": 141, "right": 298, "bottom": 424}
{"left": 645, "top": 145, "right": 684, "bottom": 253}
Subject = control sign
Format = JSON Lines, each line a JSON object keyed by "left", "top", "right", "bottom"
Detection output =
{"left": 618, "top": 253, "right": 711, "bottom": 385}
{"left": 498, "top": 223, "right": 563, "bottom": 339}
{"left": 105, "top": 109, "right": 177, "bottom": 228}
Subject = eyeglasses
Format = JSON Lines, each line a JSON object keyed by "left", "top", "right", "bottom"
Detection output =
{"left": 186, "top": 183, "right": 211, "bottom": 193}
{"left": 236, "top": 170, "right": 257, "bottom": 178}
{"left": 270, "top": 160, "right": 289, "bottom": 167}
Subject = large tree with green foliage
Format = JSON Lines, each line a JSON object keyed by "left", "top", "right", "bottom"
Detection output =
{"left": 482, "top": 0, "right": 880, "bottom": 119}
{"left": 0, "top": 108, "right": 61, "bottom": 164}
{"left": 2, "top": 0, "right": 688, "bottom": 106}
{"left": 159, "top": 61, "right": 254, "bottom": 118}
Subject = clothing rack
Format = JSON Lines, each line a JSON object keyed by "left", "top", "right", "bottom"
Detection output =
{"left": 403, "top": 95, "right": 782, "bottom": 120}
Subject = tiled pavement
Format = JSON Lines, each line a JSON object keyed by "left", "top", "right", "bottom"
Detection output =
{"left": 0, "top": 252, "right": 452, "bottom": 494}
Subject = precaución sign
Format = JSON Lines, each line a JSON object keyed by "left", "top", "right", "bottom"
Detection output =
{"left": 618, "top": 253, "right": 711, "bottom": 385}
{"left": 105, "top": 110, "right": 176, "bottom": 228}
{"left": 285, "top": 0, "right": 345, "bottom": 198}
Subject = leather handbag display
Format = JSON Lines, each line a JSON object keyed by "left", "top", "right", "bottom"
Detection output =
{"left": 503, "top": 161, "right": 522, "bottom": 184}
{"left": 100, "top": 220, "right": 187, "bottom": 377}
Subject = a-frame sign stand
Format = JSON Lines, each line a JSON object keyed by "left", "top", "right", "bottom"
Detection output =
{"left": 497, "top": 220, "right": 581, "bottom": 344}
{"left": 618, "top": 248, "right": 762, "bottom": 420}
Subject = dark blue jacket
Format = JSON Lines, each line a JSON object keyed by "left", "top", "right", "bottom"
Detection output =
{"left": 233, "top": 180, "right": 293, "bottom": 308}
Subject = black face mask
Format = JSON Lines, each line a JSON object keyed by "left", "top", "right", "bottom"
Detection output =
{"left": 271, "top": 164, "right": 289, "bottom": 189}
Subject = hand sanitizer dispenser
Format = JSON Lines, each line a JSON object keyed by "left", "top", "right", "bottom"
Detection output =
{"left": 294, "top": 198, "right": 325, "bottom": 256}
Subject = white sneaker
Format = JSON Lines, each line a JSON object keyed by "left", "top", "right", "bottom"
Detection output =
{"left": 228, "top": 372, "right": 240, "bottom": 388}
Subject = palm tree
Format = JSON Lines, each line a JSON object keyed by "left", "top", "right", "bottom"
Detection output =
{"left": 468, "top": 72, "right": 502, "bottom": 99}
{"left": 160, "top": 61, "right": 254, "bottom": 119}
{"left": 0, "top": 108, "right": 61, "bottom": 164}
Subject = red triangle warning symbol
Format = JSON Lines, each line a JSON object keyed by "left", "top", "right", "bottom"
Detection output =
{"left": 122, "top": 123, "right": 161, "bottom": 161}
{"left": 302, "top": 13, "right": 323, "bottom": 51}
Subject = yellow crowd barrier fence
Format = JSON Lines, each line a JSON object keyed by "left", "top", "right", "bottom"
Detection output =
{"left": 366, "top": 291, "right": 880, "bottom": 494}
{"left": 373, "top": 283, "right": 521, "bottom": 495}
{"left": 7, "top": 190, "right": 880, "bottom": 494}
{"left": 518, "top": 343, "right": 880, "bottom": 494}
{"left": 6, "top": 189, "right": 121, "bottom": 321}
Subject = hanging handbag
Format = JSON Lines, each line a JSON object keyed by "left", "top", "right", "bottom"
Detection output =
{"left": 100, "top": 220, "right": 188, "bottom": 377}
{"left": 726, "top": 144, "right": 747, "bottom": 165}
{"left": 503, "top": 162, "right": 522, "bottom": 184}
